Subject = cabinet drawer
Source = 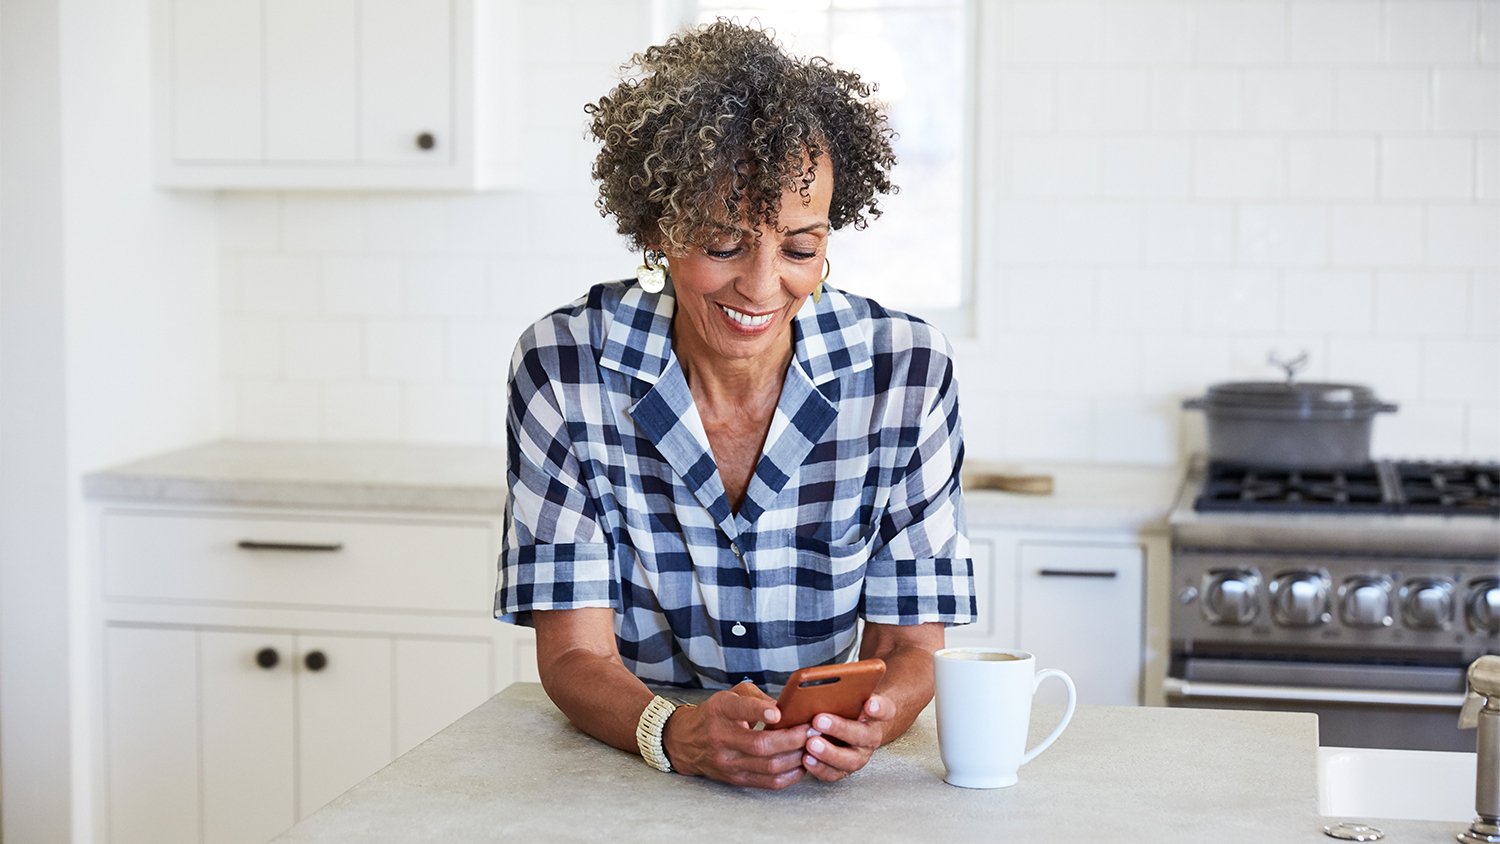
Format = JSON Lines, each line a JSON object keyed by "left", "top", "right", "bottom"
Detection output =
{"left": 102, "top": 510, "right": 493, "bottom": 613}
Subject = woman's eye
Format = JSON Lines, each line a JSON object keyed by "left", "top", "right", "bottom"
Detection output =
{"left": 705, "top": 246, "right": 741, "bottom": 259}
{"left": 786, "top": 250, "right": 818, "bottom": 260}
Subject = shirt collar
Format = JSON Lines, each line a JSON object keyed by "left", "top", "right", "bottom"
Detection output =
{"left": 598, "top": 281, "right": 873, "bottom": 387}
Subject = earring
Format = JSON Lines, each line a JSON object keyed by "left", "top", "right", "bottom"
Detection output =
{"left": 812, "top": 257, "right": 831, "bottom": 304}
{"left": 636, "top": 249, "right": 667, "bottom": 294}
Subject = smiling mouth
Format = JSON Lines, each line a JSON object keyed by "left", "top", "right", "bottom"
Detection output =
{"left": 718, "top": 303, "right": 775, "bottom": 329}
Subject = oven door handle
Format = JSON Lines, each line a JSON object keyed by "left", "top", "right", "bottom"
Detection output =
{"left": 1163, "top": 677, "right": 1466, "bottom": 709}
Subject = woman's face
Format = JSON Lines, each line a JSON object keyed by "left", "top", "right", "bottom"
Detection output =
{"left": 663, "top": 155, "right": 833, "bottom": 372}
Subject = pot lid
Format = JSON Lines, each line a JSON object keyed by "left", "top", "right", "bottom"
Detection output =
{"left": 1199, "top": 381, "right": 1396, "bottom": 417}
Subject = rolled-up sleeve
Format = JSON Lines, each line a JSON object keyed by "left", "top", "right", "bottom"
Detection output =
{"left": 861, "top": 344, "right": 976, "bottom": 627}
{"left": 494, "top": 326, "right": 616, "bottom": 625}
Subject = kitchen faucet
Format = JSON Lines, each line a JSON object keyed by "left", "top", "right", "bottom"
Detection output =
{"left": 1460, "top": 655, "right": 1500, "bottom": 844}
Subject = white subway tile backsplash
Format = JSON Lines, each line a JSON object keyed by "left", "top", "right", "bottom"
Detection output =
{"left": 1479, "top": 137, "right": 1500, "bottom": 201}
{"left": 1327, "top": 337, "right": 1424, "bottom": 399}
{"left": 237, "top": 381, "right": 322, "bottom": 440}
{"left": 1003, "top": 267, "right": 1095, "bottom": 330}
{"left": 323, "top": 257, "right": 402, "bottom": 316}
{"left": 1091, "top": 397, "right": 1180, "bottom": 463}
{"left": 1054, "top": 204, "right": 1145, "bottom": 264}
{"left": 1286, "top": 138, "right": 1376, "bottom": 199}
{"left": 1194, "top": 138, "right": 1284, "bottom": 199}
{"left": 1423, "top": 339, "right": 1500, "bottom": 401}
{"left": 1335, "top": 69, "right": 1430, "bottom": 132}
{"left": 1189, "top": 269, "right": 1282, "bottom": 332}
{"left": 1427, "top": 206, "right": 1500, "bottom": 268}
{"left": 1009, "top": 138, "right": 1101, "bottom": 197}
{"left": 564, "top": 0, "right": 650, "bottom": 62}
{"left": 984, "top": 332, "right": 1056, "bottom": 393}
{"left": 989, "top": 201, "right": 1063, "bottom": 263}
{"left": 217, "top": 194, "right": 280, "bottom": 250}
{"left": 1096, "top": 268, "right": 1193, "bottom": 330}
{"left": 1435, "top": 68, "right": 1500, "bottom": 133}
{"left": 999, "top": 396, "right": 1093, "bottom": 460}
{"left": 1150, "top": 69, "right": 1243, "bottom": 132}
{"left": 1238, "top": 205, "right": 1329, "bottom": 265}
{"left": 223, "top": 317, "right": 281, "bottom": 377}
{"left": 284, "top": 320, "right": 362, "bottom": 380}
{"left": 323, "top": 382, "right": 401, "bottom": 441}
{"left": 1046, "top": 333, "right": 1141, "bottom": 396}
{"left": 1381, "top": 137, "right": 1475, "bottom": 200}
{"left": 1147, "top": 203, "right": 1236, "bottom": 264}
{"left": 1101, "top": 0, "right": 1194, "bottom": 64}
{"left": 280, "top": 195, "right": 365, "bottom": 252}
{"left": 1231, "top": 336, "right": 1331, "bottom": 380}
{"left": 1384, "top": 0, "right": 1480, "bottom": 63}
{"left": 1195, "top": 0, "right": 1289, "bottom": 64}
{"left": 403, "top": 383, "right": 488, "bottom": 445}
{"left": 1374, "top": 401, "right": 1468, "bottom": 458}
{"left": 1011, "top": 0, "right": 1105, "bottom": 64}
{"left": 1099, "top": 137, "right": 1193, "bottom": 198}
{"left": 401, "top": 257, "right": 488, "bottom": 317}
{"left": 362, "top": 195, "right": 453, "bottom": 253}
{"left": 1473, "top": 272, "right": 1500, "bottom": 336}
{"left": 446, "top": 194, "right": 540, "bottom": 255}
{"left": 1483, "top": 0, "right": 1500, "bottom": 63}
{"left": 994, "top": 70, "right": 1056, "bottom": 131}
{"left": 447, "top": 318, "right": 515, "bottom": 383}
{"left": 1374, "top": 271, "right": 1470, "bottom": 333}
{"left": 1243, "top": 69, "right": 1335, "bottom": 132}
{"left": 1281, "top": 270, "right": 1375, "bottom": 333}
{"left": 239, "top": 255, "right": 321, "bottom": 315}
{"left": 1329, "top": 205, "right": 1426, "bottom": 266}
{"left": 1469, "top": 405, "right": 1500, "bottom": 456}
{"left": 1056, "top": 70, "right": 1150, "bottom": 131}
{"left": 1289, "top": 0, "right": 1382, "bottom": 63}
{"left": 366, "top": 321, "right": 446, "bottom": 379}
{"left": 1140, "top": 335, "right": 1234, "bottom": 395}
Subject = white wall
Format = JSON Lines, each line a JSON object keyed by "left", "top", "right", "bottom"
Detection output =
{"left": 0, "top": 0, "right": 219, "bottom": 838}
{"left": 217, "top": 0, "right": 1499, "bottom": 464}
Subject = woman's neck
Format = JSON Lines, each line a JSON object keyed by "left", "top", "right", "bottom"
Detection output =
{"left": 671, "top": 320, "right": 794, "bottom": 416}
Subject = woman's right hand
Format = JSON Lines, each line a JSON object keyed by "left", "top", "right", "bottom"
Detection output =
{"left": 663, "top": 682, "right": 807, "bottom": 790}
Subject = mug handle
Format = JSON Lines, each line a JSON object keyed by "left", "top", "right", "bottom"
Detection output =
{"left": 1020, "top": 668, "right": 1077, "bottom": 766}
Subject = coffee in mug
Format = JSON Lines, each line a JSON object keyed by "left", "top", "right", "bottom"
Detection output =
{"left": 933, "top": 647, "right": 1076, "bottom": 789}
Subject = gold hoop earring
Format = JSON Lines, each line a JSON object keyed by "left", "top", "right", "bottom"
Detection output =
{"left": 812, "top": 257, "right": 830, "bottom": 304}
{"left": 636, "top": 249, "right": 667, "bottom": 294}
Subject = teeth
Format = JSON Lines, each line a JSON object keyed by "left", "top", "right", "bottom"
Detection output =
{"left": 719, "top": 304, "right": 773, "bottom": 327}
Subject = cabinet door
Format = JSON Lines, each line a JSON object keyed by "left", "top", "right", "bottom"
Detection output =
{"left": 1017, "top": 542, "right": 1144, "bottom": 707}
{"left": 393, "top": 638, "right": 491, "bottom": 756}
{"left": 265, "top": 0, "right": 359, "bottom": 161}
{"left": 297, "top": 634, "right": 394, "bottom": 817}
{"left": 166, "top": 0, "right": 262, "bottom": 161}
{"left": 201, "top": 630, "right": 297, "bottom": 844}
{"left": 105, "top": 626, "right": 200, "bottom": 844}
{"left": 360, "top": 0, "right": 453, "bottom": 163}
{"left": 943, "top": 534, "right": 1018, "bottom": 647}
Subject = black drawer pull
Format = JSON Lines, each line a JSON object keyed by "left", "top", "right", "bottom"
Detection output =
{"left": 237, "top": 540, "right": 344, "bottom": 553}
{"left": 1037, "top": 568, "right": 1118, "bottom": 579}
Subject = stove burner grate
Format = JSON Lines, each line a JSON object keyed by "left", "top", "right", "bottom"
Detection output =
{"left": 1193, "top": 460, "right": 1500, "bottom": 517}
{"left": 1395, "top": 461, "right": 1500, "bottom": 517}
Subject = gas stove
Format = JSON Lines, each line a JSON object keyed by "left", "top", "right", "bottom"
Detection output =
{"left": 1165, "top": 455, "right": 1500, "bottom": 752}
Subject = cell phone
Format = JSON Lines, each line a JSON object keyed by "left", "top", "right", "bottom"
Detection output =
{"left": 770, "top": 658, "right": 887, "bottom": 729}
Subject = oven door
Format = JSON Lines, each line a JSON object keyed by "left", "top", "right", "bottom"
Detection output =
{"left": 1165, "top": 658, "right": 1469, "bottom": 752}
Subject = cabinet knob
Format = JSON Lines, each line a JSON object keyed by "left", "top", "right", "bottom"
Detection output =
{"left": 415, "top": 132, "right": 436, "bottom": 151}
{"left": 304, "top": 650, "right": 328, "bottom": 672}
{"left": 256, "top": 647, "right": 280, "bottom": 670}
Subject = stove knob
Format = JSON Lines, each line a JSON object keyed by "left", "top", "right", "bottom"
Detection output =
{"left": 1339, "top": 578, "right": 1393, "bottom": 629}
{"left": 1272, "top": 574, "right": 1331, "bottom": 627}
{"left": 1400, "top": 579, "right": 1454, "bottom": 631}
{"left": 1467, "top": 581, "right": 1500, "bottom": 635}
{"left": 1203, "top": 571, "right": 1259, "bottom": 626}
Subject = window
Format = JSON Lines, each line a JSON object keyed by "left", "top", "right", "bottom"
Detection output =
{"left": 661, "top": 0, "right": 974, "bottom": 332}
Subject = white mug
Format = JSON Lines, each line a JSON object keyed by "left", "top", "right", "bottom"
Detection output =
{"left": 933, "top": 647, "right": 1077, "bottom": 789}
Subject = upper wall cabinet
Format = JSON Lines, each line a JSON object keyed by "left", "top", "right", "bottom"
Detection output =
{"left": 152, "top": 0, "right": 519, "bottom": 190}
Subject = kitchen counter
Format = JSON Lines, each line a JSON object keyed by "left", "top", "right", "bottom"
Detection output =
{"left": 83, "top": 441, "right": 1180, "bottom": 532}
{"left": 274, "top": 683, "right": 1458, "bottom": 843}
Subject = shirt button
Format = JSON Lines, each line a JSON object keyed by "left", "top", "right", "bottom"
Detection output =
{"left": 730, "top": 543, "right": 742, "bottom": 558}
{"left": 731, "top": 622, "right": 747, "bottom": 637}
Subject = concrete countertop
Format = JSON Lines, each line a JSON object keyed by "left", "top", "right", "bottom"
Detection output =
{"left": 275, "top": 683, "right": 1456, "bottom": 843}
{"left": 84, "top": 441, "right": 1181, "bottom": 532}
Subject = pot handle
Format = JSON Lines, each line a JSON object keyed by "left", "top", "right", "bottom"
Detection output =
{"left": 1182, "top": 397, "right": 1207, "bottom": 411}
{"left": 1377, "top": 402, "right": 1399, "bottom": 413}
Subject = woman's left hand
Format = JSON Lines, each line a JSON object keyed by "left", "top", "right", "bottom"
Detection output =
{"left": 798, "top": 693, "right": 895, "bottom": 781}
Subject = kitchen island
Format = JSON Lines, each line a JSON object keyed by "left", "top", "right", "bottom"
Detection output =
{"left": 274, "top": 683, "right": 1462, "bottom": 843}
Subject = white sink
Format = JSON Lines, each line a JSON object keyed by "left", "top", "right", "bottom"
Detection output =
{"left": 1318, "top": 746, "right": 1476, "bottom": 822}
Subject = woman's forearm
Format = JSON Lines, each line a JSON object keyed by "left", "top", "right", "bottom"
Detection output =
{"left": 539, "top": 644, "right": 656, "bottom": 755}
{"left": 860, "top": 621, "right": 945, "bottom": 744}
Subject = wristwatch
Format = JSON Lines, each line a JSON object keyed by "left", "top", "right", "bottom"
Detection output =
{"left": 636, "top": 695, "right": 692, "bottom": 773}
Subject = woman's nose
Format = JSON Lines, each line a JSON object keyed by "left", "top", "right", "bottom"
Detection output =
{"left": 734, "top": 245, "right": 782, "bottom": 300}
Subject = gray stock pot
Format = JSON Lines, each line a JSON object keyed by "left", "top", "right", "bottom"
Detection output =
{"left": 1182, "top": 380, "right": 1398, "bottom": 469}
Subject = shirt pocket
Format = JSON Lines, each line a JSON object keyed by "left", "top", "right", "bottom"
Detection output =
{"left": 787, "top": 529, "right": 868, "bottom": 643}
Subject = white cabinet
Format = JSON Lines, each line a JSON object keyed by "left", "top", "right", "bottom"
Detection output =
{"left": 951, "top": 528, "right": 1149, "bottom": 706}
{"left": 152, "top": 0, "right": 519, "bottom": 189}
{"left": 92, "top": 503, "right": 531, "bottom": 843}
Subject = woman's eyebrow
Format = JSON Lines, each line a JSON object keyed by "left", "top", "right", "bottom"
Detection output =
{"left": 781, "top": 222, "right": 830, "bottom": 235}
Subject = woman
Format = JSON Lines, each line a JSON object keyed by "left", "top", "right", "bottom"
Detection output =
{"left": 496, "top": 21, "right": 973, "bottom": 790}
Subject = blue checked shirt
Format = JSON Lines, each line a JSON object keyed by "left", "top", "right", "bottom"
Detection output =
{"left": 495, "top": 280, "right": 975, "bottom": 692}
